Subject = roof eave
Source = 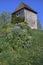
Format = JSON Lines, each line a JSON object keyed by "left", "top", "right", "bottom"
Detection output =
{"left": 24, "top": 7, "right": 37, "bottom": 14}
{"left": 12, "top": 7, "right": 37, "bottom": 15}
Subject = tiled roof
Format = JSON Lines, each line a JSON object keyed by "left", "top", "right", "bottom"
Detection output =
{"left": 12, "top": 2, "right": 37, "bottom": 14}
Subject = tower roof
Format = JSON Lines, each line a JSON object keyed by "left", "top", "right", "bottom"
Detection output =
{"left": 12, "top": 2, "right": 37, "bottom": 14}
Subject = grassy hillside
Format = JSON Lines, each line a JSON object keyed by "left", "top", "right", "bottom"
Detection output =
{"left": 0, "top": 23, "right": 43, "bottom": 65}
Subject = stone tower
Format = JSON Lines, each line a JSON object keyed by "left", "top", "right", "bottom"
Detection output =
{"left": 12, "top": 2, "right": 37, "bottom": 29}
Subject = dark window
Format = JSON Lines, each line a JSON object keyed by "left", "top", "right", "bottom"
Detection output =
{"left": 16, "top": 9, "right": 24, "bottom": 17}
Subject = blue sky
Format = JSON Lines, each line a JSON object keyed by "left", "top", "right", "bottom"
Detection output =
{"left": 0, "top": 0, "right": 43, "bottom": 28}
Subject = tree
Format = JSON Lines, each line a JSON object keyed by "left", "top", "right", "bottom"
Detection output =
{"left": 37, "top": 19, "right": 42, "bottom": 29}
{"left": 11, "top": 14, "right": 24, "bottom": 24}
{"left": 0, "top": 12, "right": 11, "bottom": 28}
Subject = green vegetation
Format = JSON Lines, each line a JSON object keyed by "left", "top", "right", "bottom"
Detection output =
{"left": 0, "top": 12, "right": 43, "bottom": 65}
{"left": 37, "top": 19, "right": 42, "bottom": 29}
{"left": 12, "top": 14, "right": 24, "bottom": 24}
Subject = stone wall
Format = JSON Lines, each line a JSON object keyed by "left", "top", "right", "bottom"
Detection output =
{"left": 24, "top": 9, "right": 37, "bottom": 29}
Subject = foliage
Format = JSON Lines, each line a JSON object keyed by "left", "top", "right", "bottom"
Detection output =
{"left": 37, "top": 19, "right": 42, "bottom": 29}
{"left": 0, "top": 12, "right": 43, "bottom": 65}
{"left": 0, "top": 12, "right": 11, "bottom": 28}
{"left": 0, "top": 23, "right": 43, "bottom": 65}
{"left": 11, "top": 14, "right": 24, "bottom": 24}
